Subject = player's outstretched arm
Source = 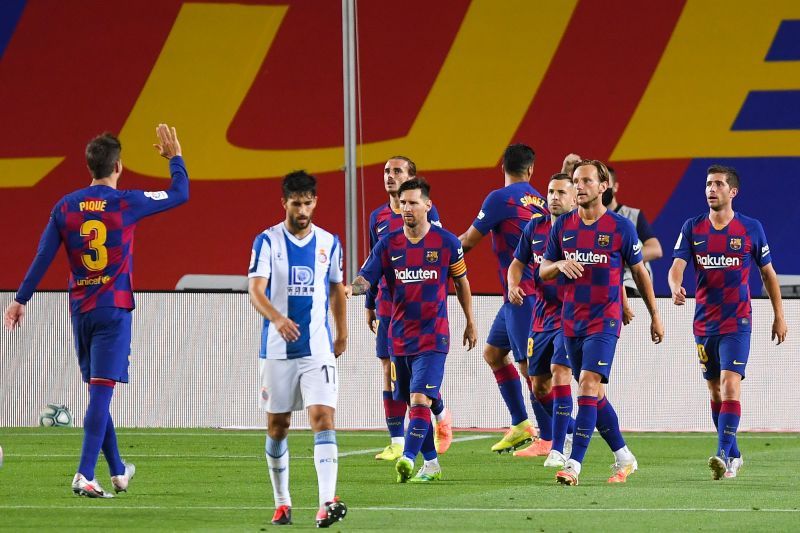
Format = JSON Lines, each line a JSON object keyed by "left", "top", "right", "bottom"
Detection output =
{"left": 759, "top": 263, "right": 787, "bottom": 344}
{"left": 458, "top": 226, "right": 483, "bottom": 254}
{"left": 630, "top": 262, "right": 664, "bottom": 344}
{"left": 507, "top": 258, "right": 527, "bottom": 306}
{"left": 329, "top": 282, "right": 348, "bottom": 357}
{"left": 3, "top": 301, "right": 25, "bottom": 330}
{"left": 153, "top": 123, "right": 182, "bottom": 159}
{"left": 453, "top": 275, "right": 478, "bottom": 351}
{"left": 248, "top": 277, "right": 300, "bottom": 342}
{"left": 667, "top": 258, "right": 687, "bottom": 306}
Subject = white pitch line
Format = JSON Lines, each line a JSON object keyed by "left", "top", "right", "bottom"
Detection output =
{"left": 0, "top": 505, "right": 797, "bottom": 513}
{"left": 1, "top": 432, "right": 798, "bottom": 439}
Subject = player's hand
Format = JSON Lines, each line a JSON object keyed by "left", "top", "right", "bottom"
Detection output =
{"left": 333, "top": 336, "right": 347, "bottom": 357}
{"left": 153, "top": 123, "right": 182, "bottom": 159}
{"left": 561, "top": 152, "right": 581, "bottom": 174}
{"left": 463, "top": 321, "right": 477, "bottom": 351}
{"left": 557, "top": 259, "right": 584, "bottom": 279}
{"left": 650, "top": 315, "right": 664, "bottom": 344}
{"left": 365, "top": 308, "right": 377, "bottom": 334}
{"left": 508, "top": 286, "right": 525, "bottom": 306}
{"left": 671, "top": 286, "right": 686, "bottom": 306}
{"left": 274, "top": 315, "right": 301, "bottom": 342}
{"left": 3, "top": 301, "right": 25, "bottom": 330}
{"left": 344, "top": 285, "right": 353, "bottom": 299}
{"left": 772, "top": 316, "right": 787, "bottom": 345}
{"left": 623, "top": 305, "right": 635, "bottom": 326}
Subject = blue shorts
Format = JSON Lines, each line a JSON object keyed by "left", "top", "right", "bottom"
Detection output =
{"left": 695, "top": 333, "right": 751, "bottom": 380}
{"left": 527, "top": 329, "right": 570, "bottom": 377}
{"left": 71, "top": 307, "right": 132, "bottom": 383}
{"left": 375, "top": 316, "right": 390, "bottom": 359}
{"left": 486, "top": 298, "right": 534, "bottom": 362}
{"left": 564, "top": 333, "right": 618, "bottom": 384}
{"left": 390, "top": 352, "right": 446, "bottom": 403}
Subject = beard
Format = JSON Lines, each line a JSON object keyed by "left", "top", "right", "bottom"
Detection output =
{"left": 289, "top": 214, "right": 311, "bottom": 230}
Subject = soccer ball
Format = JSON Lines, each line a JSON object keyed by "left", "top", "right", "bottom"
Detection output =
{"left": 39, "top": 404, "right": 74, "bottom": 427}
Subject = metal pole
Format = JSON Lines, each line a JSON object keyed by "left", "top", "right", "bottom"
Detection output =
{"left": 342, "top": 0, "right": 358, "bottom": 281}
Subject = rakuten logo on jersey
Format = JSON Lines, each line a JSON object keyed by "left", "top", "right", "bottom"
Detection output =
{"left": 564, "top": 250, "right": 609, "bottom": 265}
{"left": 532, "top": 252, "right": 545, "bottom": 265}
{"left": 695, "top": 254, "right": 741, "bottom": 269}
{"left": 395, "top": 268, "right": 439, "bottom": 283}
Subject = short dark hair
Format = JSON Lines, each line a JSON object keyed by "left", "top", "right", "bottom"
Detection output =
{"left": 388, "top": 155, "right": 417, "bottom": 177}
{"left": 606, "top": 165, "right": 617, "bottom": 183}
{"left": 86, "top": 133, "right": 121, "bottom": 179}
{"left": 502, "top": 143, "right": 535, "bottom": 176}
{"left": 398, "top": 177, "right": 430, "bottom": 199}
{"left": 707, "top": 164, "right": 740, "bottom": 189}
{"left": 549, "top": 172, "right": 572, "bottom": 183}
{"left": 282, "top": 170, "right": 317, "bottom": 198}
{"left": 573, "top": 159, "right": 611, "bottom": 184}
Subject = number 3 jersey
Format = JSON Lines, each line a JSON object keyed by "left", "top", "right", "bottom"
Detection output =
{"left": 249, "top": 223, "right": 343, "bottom": 360}
{"left": 14, "top": 156, "right": 189, "bottom": 315}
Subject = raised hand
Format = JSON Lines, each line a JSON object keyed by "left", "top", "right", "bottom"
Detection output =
{"left": 153, "top": 123, "right": 182, "bottom": 159}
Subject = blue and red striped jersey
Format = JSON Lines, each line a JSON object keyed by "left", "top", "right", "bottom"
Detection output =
{"left": 544, "top": 209, "right": 642, "bottom": 337}
{"left": 673, "top": 212, "right": 771, "bottom": 336}
{"left": 365, "top": 202, "right": 441, "bottom": 316}
{"left": 471, "top": 181, "right": 547, "bottom": 300}
{"left": 359, "top": 225, "right": 466, "bottom": 356}
{"left": 514, "top": 216, "right": 562, "bottom": 332}
{"left": 15, "top": 156, "right": 189, "bottom": 315}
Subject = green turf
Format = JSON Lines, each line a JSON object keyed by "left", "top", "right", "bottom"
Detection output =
{"left": 0, "top": 428, "right": 798, "bottom": 531}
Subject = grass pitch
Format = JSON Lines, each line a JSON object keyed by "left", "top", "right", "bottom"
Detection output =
{"left": 0, "top": 428, "right": 798, "bottom": 531}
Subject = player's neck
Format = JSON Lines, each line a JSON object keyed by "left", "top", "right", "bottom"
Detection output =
{"left": 607, "top": 198, "right": 618, "bottom": 211}
{"left": 90, "top": 177, "right": 118, "bottom": 189}
{"left": 404, "top": 220, "right": 431, "bottom": 241}
{"left": 504, "top": 174, "right": 529, "bottom": 186}
{"left": 708, "top": 207, "right": 735, "bottom": 229}
{"left": 283, "top": 221, "right": 313, "bottom": 240}
{"left": 388, "top": 193, "right": 401, "bottom": 212}
{"left": 578, "top": 203, "right": 607, "bottom": 225}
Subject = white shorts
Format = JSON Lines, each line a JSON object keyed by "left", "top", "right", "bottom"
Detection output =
{"left": 258, "top": 355, "right": 338, "bottom": 413}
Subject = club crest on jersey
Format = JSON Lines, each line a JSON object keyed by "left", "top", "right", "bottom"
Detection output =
{"left": 597, "top": 234, "right": 611, "bottom": 247}
{"left": 425, "top": 250, "right": 439, "bottom": 263}
{"left": 288, "top": 266, "right": 314, "bottom": 296}
{"left": 318, "top": 248, "right": 328, "bottom": 264}
{"left": 729, "top": 237, "right": 742, "bottom": 251}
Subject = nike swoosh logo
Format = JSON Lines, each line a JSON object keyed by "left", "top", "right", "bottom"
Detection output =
{"left": 693, "top": 241, "right": 705, "bottom": 245}
{"left": 425, "top": 384, "right": 437, "bottom": 389}
{"left": 391, "top": 255, "right": 403, "bottom": 261}
{"left": 377, "top": 225, "right": 388, "bottom": 233}
{"left": 732, "top": 360, "right": 745, "bottom": 365}
{"left": 563, "top": 236, "right": 575, "bottom": 242}
{"left": 532, "top": 239, "right": 543, "bottom": 245}
{"left": 598, "top": 361, "right": 609, "bottom": 366}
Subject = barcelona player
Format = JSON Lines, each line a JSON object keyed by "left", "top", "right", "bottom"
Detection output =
{"left": 668, "top": 165, "right": 786, "bottom": 480}
{"left": 540, "top": 160, "right": 664, "bottom": 485}
{"left": 459, "top": 143, "right": 548, "bottom": 453}
{"left": 248, "top": 171, "right": 348, "bottom": 527}
{"left": 3, "top": 125, "right": 188, "bottom": 497}
{"left": 351, "top": 178, "right": 477, "bottom": 483}
{"left": 366, "top": 156, "right": 452, "bottom": 461}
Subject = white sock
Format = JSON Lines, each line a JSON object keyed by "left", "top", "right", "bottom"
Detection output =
{"left": 265, "top": 435, "right": 290, "bottom": 507}
{"left": 613, "top": 445, "right": 634, "bottom": 463}
{"left": 314, "top": 430, "right": 338, "bottom": 507}
{"left": 391, "top": 436, "right": 404, "bottom": 446}
{"left": 566, "top": 458, "right": 582, "bottom": 474}
{"left": 434, "top": 408, "right": 447, "bottom": 423}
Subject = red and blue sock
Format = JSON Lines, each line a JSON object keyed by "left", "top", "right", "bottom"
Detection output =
{"left": 403, "top": 405, "right": 431, "bottom": 461}
{"left": 493, "top": 364, "right": 528, "bottom": 426}
{"left": 716, "top": 400, "right": 741, "bottom": 460}
{"left": 569, "top": 396, "right": 598, "bottom": 464}
{"left": 77, "top": 378, "right": 115, "bottom": 480}
{"left": 532, "top": 390, "right": 555, "bottom": 441}
{"left": 383, "top": 391, "right": 406, "bottom": 439}
{"left": 551, "top": 385, "right": 573, "bottom": 453}
{"left": 420, "top": 421, "right": 437, "bottom": 461}
{"left": 596, "top": 396, "right": 626, "bottom": 453}
{"left": 711, "top": 400, "right": 740, "bottom": 458}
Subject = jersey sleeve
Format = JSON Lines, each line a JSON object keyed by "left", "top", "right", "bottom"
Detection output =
{"left": 448, "top": 234, "right": 467, "bottom": 279}
{"left": 125, "top": 156, "right": 189, "bottom": 221}
{"left": 471, "top": 190, "right": 503, "bottom": 235}
{"left": 358, "top": 237, "right": 386, "bottom": 288}
{"left": 15, "top": 206, "right": 63, "bottom": 305}
{"left": 672, "top": 219, "right": 693, "bottom": 262}
{"left": 750, "top": 220, "right": 772, "bottom": 268}
{"left": 620, "top": 218, "right": 643, "bottom": 267}
{"left": 368, "top": 209, "right": 379, "bottom": 249}
{"left": 329, "top": 235, "right": 344, "bottom": 283}
{"left": 635, "top": 210, "right": 656, "bottom": 242}
{"left": 543, "top": 216, "right": 564, "bottom": 262}
{"left": 429, "top": 204, "right": 442, "bottom": 227}
{"left": 513, "top": 219, "right": 535, "bottom": 264}
{"left": 248, "top": 233, "right": 272, "bottom": 279}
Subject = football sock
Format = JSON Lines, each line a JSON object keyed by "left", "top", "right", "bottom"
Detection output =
{"left": 404, "top": 404, "right": 431, "bottom": 461}
{"left": 493, "top": 364, "right": 528, "bottom": 426}
{"left": 101, "top": 415, "right": 125, "bottom": 476}
{"left": 596, "top": 396, "right": 626, "bottom": 454}
{"left": 266, "top": 435, "right": 290, "bottom": 507}
{"left": 430, "top": 394, "right": 445, "bottom": 421}
{"left": 569, "top": 396, "right": 598, "bottom": 464}
{"left": 420, "top": 421, "right": 437, "bottom": 461}
{"left": 533, "top": 390, "right": 555, "bottom": 441}
{"left": 383, "top": 391, "right": 406, "bottom": 439}
{"left": 313, "top": 430, "right": 338, "bottom": 506}
{"left": 717, "top": 400, "right": 741, "bottom": 461}
{"left": 551, "top": 385, "right": 573, "bottom": 453}
{"left": 711, "top": 400, "right": 740, "bottom": 458}
{"left": 77, "top": 379, "right": 115, "bottom": 480}
{"left": 613, "top": 445, "right": 635, "bottom": 463}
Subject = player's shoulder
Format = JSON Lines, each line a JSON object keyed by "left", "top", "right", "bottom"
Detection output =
{"left": 368, "top": 203, "right": 390, "bottom": 221}
{"left": 430, "top": 225, "right": 461, "bottom": 247}
{"left": 604, "top": 209, "right": 636, "bottom": 231}
{"left": 553, "top": 209, "right": 577, "bottom": 230}
{"left": 256, "top": 222, "right": 284, "bottom": 242}
{"left": 733, "top": 212, "right": 764, "bottom": 232}
{"left": 312, "top": 225, "right": 339, "bottom": 245}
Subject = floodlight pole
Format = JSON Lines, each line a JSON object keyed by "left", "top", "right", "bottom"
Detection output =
{"left": 342, "top": 0, "right": 359, "bottom": 281}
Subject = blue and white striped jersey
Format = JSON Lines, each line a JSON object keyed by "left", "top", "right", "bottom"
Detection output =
{"left": 248, "top": 223, "right": 343, "bottom": 359}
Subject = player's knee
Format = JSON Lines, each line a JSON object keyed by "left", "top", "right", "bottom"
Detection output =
{"left": 409, "top": 393, "right": 432, "bottom": 408}
{"left": 267, "top": 415, "right": 291, "bottom": 439}
{"left": 531, "top": 375, "right": 551, "bottom": 397}
{"left": 483, "top": 346, "right": 509, "bottom": 369}
{"left": 308, "top": 408, "right": 335, "bottom": 432}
